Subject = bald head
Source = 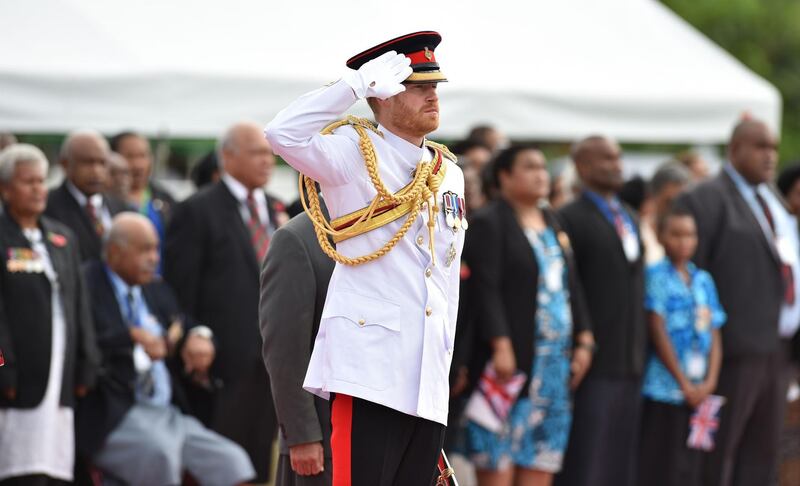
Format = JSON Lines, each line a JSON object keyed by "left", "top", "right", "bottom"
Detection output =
{"left": 730, "top": 119, "right": 769, "bottom": 144}
{"left": 219, "top": 122, "right": 275, "bottom": 191}
{"left": 571, "top": 135, "right": 624, "bottom": 195}
{"left": 727, "top": 118, "right": 778, "bottom": 185}
{"left": 60, "top": 129, "right": 110, "bottom": 196}
{"left": 105, "top": 213, "right": 159, "bottom": 286}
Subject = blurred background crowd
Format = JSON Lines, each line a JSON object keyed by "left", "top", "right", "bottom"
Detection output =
{"left": 1, "top": 118, "right": 799, "bottom": 486}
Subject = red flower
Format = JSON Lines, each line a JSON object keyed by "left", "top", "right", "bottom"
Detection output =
{"left": 48, "top": 232, "right": 67, "bottom": 247}
{"left": 0, "top": 348, "right": 5, "bottom": 367}
{"left": 460, "top": 262, "right": 471, "bottom": 280}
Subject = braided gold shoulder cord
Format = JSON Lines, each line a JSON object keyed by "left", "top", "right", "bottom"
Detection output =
{"left": 299, "top": 116, "right": 443, "bottom": 266}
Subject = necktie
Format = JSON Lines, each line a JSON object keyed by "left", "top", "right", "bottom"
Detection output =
{"left": 246, "top": 192, "right": 270, "bottom": 262}
{"left": 126, "top": 290, "right": 137, "bottom": 326}
{"left": 609, "top": 201, "right": 628, "bottom": 240}
{"left": 755, "top": 192, "right": 795, "bottom": 305}
{"left": 86, "top": 201, "right": 104, "bottom": 236}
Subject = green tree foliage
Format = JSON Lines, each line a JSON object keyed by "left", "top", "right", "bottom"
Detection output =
{"left": 663, "top": 0, "right": 800, "bottom": 162}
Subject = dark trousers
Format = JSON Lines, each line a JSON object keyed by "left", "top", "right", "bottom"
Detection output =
{"left": 212, "top": 360, "right": 277, "bottom": 483}
{"left": 275, "top": 454, "right": 333, "bottom": 486}
{"left": 555, "top": 375, "right": 642, "bottom": 486}
{"left": 330, "top": 394, "right": 445, "bottom": 486}
{"left": 638, "top": 399, "right": 702, "bottom": 486}
{"left": 702, "top": 342, "right": 791, "bottom": 486}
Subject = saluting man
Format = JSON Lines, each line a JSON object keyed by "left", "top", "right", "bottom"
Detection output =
{"left": 265, "top": 31, "right": 465, "bottom": 486}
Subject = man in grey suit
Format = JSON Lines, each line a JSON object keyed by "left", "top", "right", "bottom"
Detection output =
{"left": 678, "top": 119, "right": 799, "bottom": 486}
{"left": 260, "top": 210, "right": 334, "bottom": 486}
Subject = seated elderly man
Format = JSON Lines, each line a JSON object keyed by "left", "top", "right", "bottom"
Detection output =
{"left": 77, "top": 213, "right": 254, "bottom": 486}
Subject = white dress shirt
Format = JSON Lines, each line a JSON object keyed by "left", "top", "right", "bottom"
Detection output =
{"left": 221, "top": 173, "right": 271, "bottom": 229}
{"left": 265, "top": 79, "right": 465, "bottom": 426}
{"left": 66, "top": 181, "right": 112, "bottom": 233}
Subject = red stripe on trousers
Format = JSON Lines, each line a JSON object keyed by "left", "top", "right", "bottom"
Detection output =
{"left": 331, "top": 394, "right": 353, "bottom": 486}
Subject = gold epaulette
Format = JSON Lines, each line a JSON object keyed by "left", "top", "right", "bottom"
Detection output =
{"left": 425, "top": 140, "right": 457, "bottom": 163}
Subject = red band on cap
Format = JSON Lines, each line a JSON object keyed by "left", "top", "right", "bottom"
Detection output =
{"left": 406, "top": 49, "right": 436, "bottom": 65}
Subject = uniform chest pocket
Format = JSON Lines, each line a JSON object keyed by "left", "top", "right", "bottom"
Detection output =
{"left": 321, "top": 291, "right": 403, "bottom": 391}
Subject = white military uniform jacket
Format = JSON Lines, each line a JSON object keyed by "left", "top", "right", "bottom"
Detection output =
{"left": 265, "top": 80, "right": 464, "bottom": 425}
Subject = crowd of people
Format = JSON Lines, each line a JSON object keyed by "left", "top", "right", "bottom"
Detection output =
{"left": 0, "top": 115, "right": 798, "bottom": 486}
{"left": 0, "top": 126, "right": 284, "bottom": 486}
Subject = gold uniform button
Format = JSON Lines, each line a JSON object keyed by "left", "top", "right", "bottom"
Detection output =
{"left": 358, "top": 319, "right": 365, "bottom": 326}
{"left": 416, "top": 236, "right": 424, "bottom": 246}
{"left": 425, "top": 268, "right": 432, "bottom": 278}
{"left": 425, "top": 306, "right": 432, "bottom": 316}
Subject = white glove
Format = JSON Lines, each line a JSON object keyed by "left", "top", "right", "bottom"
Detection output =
{"left": 342, "top": 51, "right": 413, "bottom": 100}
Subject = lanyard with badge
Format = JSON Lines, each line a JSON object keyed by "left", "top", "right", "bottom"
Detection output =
{"left": 585, "top": 193, "right": 640, "bottom": 262}
{"left": 611, "top": 206, "right": 640, "bottom": 263}
{"left": 685, "top": 272, "right": 711, "bottom": 383}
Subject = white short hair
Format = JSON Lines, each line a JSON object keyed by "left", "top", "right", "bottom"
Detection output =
{"left": 216, "top": 121, "right": 262, "bottom": 169}
{"left": 59, "top": 128, "right": 109, "bottom": 162}
{"left": 0, "top": 143, "right": 49, "bottom": 183}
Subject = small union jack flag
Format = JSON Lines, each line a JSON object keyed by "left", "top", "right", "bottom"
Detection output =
{"left": 687, "top": 395, "right": 725, "bottom": 451}
{"left": 477, "top": 364, "right": 527, "bottom": 422}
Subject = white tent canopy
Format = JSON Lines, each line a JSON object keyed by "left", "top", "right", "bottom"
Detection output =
{"left": 0, "top": 0, "right": 782, "bottom": 143}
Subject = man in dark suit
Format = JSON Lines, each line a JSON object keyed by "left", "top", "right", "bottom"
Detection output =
{"left": 45, "top": 130, "right": 129, "bottom": 263}
{"left": 555, "top": 136, "right": 646, "bottom": 486}
{"left": 260, "top": 209, "right": 334, "bottom": 486}
{"left": 164, "top": 121, "right": 284, "bottom": 482}
{"left": 678, "top": 119, "right": 795, "bottom": 486}
{"left": 79, "top": 213, "right": 254, "bottom": 485}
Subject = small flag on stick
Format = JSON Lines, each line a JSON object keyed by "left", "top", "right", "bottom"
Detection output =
{"left": 687, "top": 395, "right": 725, "bottom": 451}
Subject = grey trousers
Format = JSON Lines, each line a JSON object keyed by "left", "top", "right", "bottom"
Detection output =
{"left": 93, "top": 403, "right": 255, "bottom": 486}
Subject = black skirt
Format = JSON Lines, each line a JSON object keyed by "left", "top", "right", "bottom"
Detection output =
{"left": 638, "top": 398, "right": 703, "bottom": 486}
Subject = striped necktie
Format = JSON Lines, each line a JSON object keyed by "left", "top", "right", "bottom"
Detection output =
{"left": 85, "top": 201, "right": 104, "bottom": 236}
{"left": 246, "top": 192, "right": 270, "bottom": 262}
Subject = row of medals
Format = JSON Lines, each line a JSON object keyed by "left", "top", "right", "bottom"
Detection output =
{"left": 442, "top": 191, "right": 468, "bottom": 232}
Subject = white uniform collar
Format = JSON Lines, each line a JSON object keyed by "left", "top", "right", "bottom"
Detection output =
{"left": 376, "top": 124, "right": 433, "bottom": 171}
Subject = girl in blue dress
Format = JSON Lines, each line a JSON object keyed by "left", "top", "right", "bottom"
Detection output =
{"left": 462, "top": 146, "right": 594, "bottom": 486}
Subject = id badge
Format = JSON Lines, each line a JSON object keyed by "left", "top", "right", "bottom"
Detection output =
{"left": 695, "top": 306, "right": 711, "bottom": 333}
{"left": 685, "top": 350, "right": 707, "bottom": 382}
{"left": 545, "top": 260, "right": 564, "bottom": 292}
{"left": 777, "top": 237, "right": 798, "bottom": 265}
{"left": 622, "top": 233, "right": 640, "bottom": 262}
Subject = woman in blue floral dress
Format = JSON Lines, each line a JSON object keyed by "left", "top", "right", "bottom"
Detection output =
{"left": 462, "top": 146, "right": 594, "bottom": 486}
